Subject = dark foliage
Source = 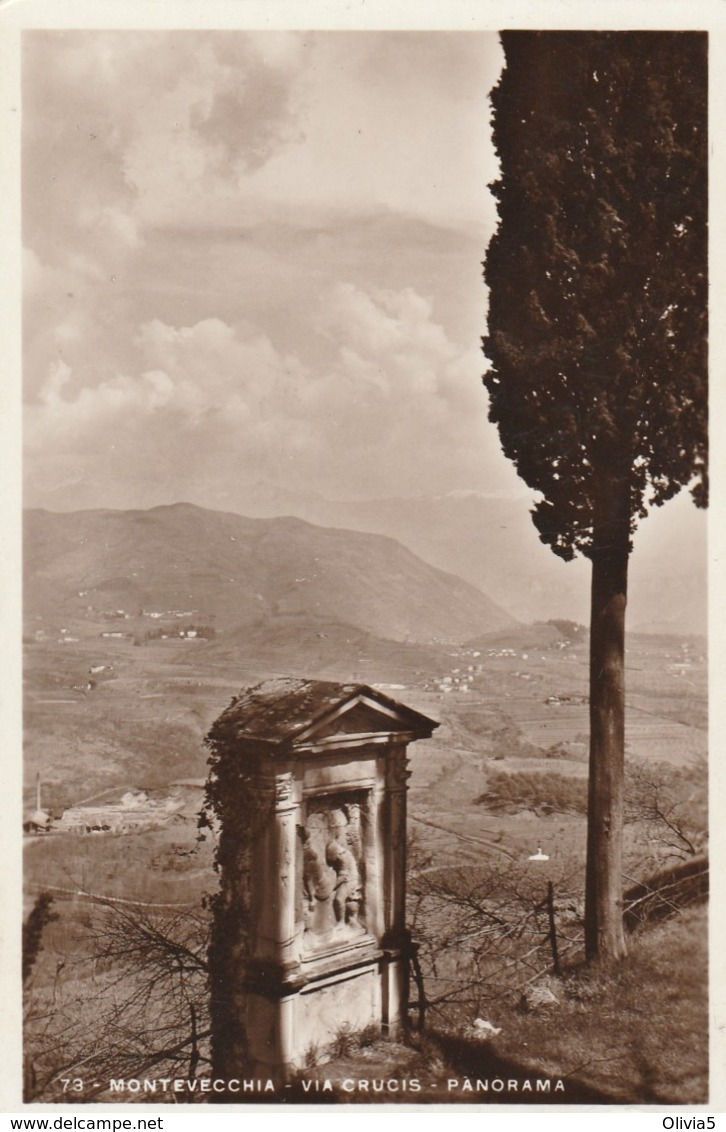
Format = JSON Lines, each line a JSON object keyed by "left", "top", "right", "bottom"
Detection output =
{"left": 545, "top": 619, "right": 587, "bottom": 641}
{"left": 201, "top": 701, "right": 273, "bottom": 1086}
{"left": 23, "top": 893, "right": 58, "bottom": 985}
{"left": 477, "top": 769, "right": 588, "bottom": 815}
{"left": 484, "top": 31, "right": 707, "bottom": 562}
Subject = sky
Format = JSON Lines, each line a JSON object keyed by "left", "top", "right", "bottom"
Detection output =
{"left": 22, "top": 30, "right": 516, "bottom": 511}
{"left": 20, "top": 24, "right": 709, "bottom": 633}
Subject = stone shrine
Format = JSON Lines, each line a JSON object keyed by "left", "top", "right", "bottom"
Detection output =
{"left": 204, "top": 678, "right": 438, "bottom": 1079}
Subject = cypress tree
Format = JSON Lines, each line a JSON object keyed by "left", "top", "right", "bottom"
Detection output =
{"left": 484, "top": 31, "right": 707, "bottom": 959}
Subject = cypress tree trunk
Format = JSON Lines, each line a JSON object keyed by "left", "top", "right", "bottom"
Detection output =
{"left": 585, "top": 489, "right": 629, "bottom": 961}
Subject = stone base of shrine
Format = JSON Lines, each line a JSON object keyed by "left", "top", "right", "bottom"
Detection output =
{"left": 245, "top": 945, "right": 409, "bottom": 1076}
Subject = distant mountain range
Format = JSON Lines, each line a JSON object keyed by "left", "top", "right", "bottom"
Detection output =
{"left": 24, "top": 482, "right": 707, "bottom": 642}
{"left": 209, "top": 481, "right": 707, "bottom": 636}
{"left": 24, "top": 503, "right": 516, "bottom": 644}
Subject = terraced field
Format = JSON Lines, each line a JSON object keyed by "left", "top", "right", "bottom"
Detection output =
{"left": 23, "top": 619, "right": 706, "bottom": 892}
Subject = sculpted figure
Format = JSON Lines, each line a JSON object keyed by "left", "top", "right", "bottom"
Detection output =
{"left": 325, "top": 809, "right": 363, "bottom": 928}
{"left": 301, "top": 823, "right": 336, "bottom": 934}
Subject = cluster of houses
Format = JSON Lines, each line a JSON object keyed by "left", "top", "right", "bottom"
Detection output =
{"left": 423, "top": 637, "right": 586, "bottom": 699}
{"left": 142, "top": 608, "right": 199, "bottom": 619}
{"left": 56, "top": 790, "right": 186, "bottom": 835}
{"left": 24, "top": 781, "right": 202, "bottom": 837}
{"left": 426, "top": 654, "right": 483, "bottom": 695}
{"left": 665, "top": 641, "right": 705, "bottom": 677}
{"left": 426, "top": 645, "right": 554, "bottom": 696}
{"left": 56, "top": 628, "right": 79, "bottom": 644}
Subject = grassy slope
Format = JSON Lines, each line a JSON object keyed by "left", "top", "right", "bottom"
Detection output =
{"left": 298, "top": 905, "right": 708, "bottom": 1105}
{"left": 487, "top": 905, "right": 708, "bottom": 1104}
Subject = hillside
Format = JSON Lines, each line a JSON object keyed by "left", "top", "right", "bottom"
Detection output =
{"left": 24, "top": 503, "right": 516, "bottom": 645}
{"left": 188, "top": 613, "right": 447, "bottom": 685}
{"left": 219, "top": 481, "right": 707, "bottom": 633}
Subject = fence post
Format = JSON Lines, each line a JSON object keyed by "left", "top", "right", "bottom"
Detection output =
{"left": 408, "top": 943, "right": 427, "bottom": 1031}
{"left": 546, "top": 881, "right": 561, "bottom": 976}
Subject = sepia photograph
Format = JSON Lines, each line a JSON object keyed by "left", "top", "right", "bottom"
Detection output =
{"left": 6, "top": 1, "right": 719, "bottom": 1115}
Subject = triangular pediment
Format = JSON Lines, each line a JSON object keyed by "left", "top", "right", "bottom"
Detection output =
{"left": 290, "top": 689, "right": 437, "bottom": 748}
{"left": 214, "top": 678, "right": 438, "bottom": 750}
{"left": 298, "top": 699, "right": 409, "bottom": 743}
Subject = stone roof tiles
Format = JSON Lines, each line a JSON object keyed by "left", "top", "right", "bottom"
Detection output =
{"left": 211, "top": 677, "right": 438, "bottom": 748}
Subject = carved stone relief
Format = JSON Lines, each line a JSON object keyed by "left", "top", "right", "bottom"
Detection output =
{"left": 300, "top": 793, "right": 367, "bottom": 950}
{"left": 386, "top": 749, "right": 411, "bottom": 790}
{"left": 275, "top": 772, "right": 294, "bottom": 805}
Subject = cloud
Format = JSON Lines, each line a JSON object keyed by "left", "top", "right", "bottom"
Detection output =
{"left": 22, "top": 31, "right": 315, "bottom": 406}
{"left": 24, "top": 282, "right": 511, "bottom": 509}
{"left": 23, "top": 31, "right": 307, "bottom": 262}
{"left": 244, "top": 33, "right": 503, "bottom": 229}
{"left": 22, "top": 31, "right": 508, "bottom": 511}
{"left": 23, "top": 31, "right": 501, "bottom": 264}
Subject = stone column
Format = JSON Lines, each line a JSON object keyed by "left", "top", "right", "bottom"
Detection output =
{"left": 360, "top": 785, "right": 380, "bottom": 941}
{"left": 250, "top": 769, "right": 301, "bottom": 974}
{"left": 246, "top": 768, "right": 303, "bottom": 1075}
{"left": 381, "top": 741, "right": 411, "bottom": 1035}
{"left": 384, "top": 741, "right": 410, "bottom": 943}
